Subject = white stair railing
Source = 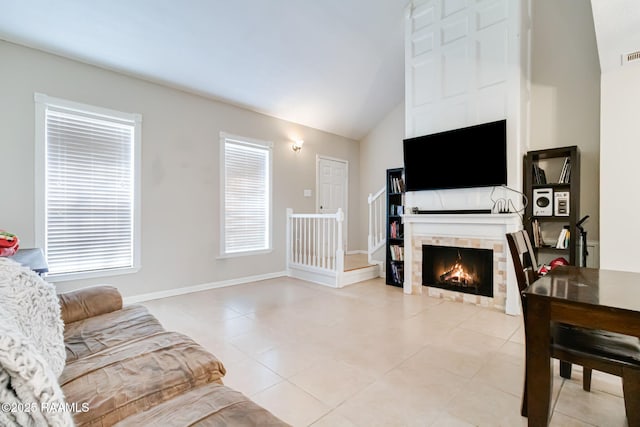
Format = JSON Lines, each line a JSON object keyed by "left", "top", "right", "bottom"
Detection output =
{"left": 368, "top": 187, "right": 386, "bottom": 264}
{"left": 286, "top": 208, "right": 344, "bottom": 273}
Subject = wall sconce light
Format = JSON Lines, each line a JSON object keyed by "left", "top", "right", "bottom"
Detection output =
{"left": 292, "top": 139, "right": 304, "bottom": 153}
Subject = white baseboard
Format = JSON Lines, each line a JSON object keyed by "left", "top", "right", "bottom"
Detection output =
{"left": 123, "top": 271, "right": 288, "bottom": 304}
{"left": 287, "top": 264, "right": 338, "bottom": 288}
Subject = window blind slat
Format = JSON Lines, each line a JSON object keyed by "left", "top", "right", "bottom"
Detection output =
{"left": 44, "top": 105, "right": 136, "bottom": 276}
{"left": 222, "top": 137, "right": 271, "bottom": 254}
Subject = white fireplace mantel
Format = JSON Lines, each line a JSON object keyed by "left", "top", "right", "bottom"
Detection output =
{"left": 403, "top": 213, "right": 522, "bottom": 236}
{"left": 403, "top": 213, "right": 522, "bottom": 315}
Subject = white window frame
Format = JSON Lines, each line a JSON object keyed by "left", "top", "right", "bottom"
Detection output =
{"left": 219, "top": 132, "right": 273, "bottom": 258}
{"left": 34, "top": 93, "right": 142, "bottom": 281}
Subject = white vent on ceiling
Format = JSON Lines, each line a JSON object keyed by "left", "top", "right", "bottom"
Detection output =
{"left": 622, "top": 50, "right": 640, "bottom": 65}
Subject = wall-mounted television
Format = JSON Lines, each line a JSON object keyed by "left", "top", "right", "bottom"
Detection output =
{"left": 403, "top": 119, "right": 507, "bottom": 191}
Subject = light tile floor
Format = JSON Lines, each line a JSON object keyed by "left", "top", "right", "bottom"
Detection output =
{"left": 141, "top": 277, "right": 628, "bottom": 427}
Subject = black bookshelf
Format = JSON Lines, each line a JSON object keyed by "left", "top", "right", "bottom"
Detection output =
{"left": 386, "top": 168, "right": 404, "bottom": 287}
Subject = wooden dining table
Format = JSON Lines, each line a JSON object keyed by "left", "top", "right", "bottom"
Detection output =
{"left": 522, "top": 265, "right": 640, "bottom": 426}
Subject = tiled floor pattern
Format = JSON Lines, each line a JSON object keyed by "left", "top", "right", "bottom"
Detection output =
{"left": 142, "top": 277, "right": 627, "bottom": 427}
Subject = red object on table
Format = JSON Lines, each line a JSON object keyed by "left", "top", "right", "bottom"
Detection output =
{"left": 0, "top": 231, "right": 20, "bottom": 257}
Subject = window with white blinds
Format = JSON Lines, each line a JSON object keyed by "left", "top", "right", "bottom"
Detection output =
{"left": 220, "top": 133, "right": 272, "bottom": 256}
{"left": 35, "top": 94, "right": 141, "bottom": 280}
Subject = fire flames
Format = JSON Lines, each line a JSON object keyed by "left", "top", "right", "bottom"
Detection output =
{"left": 439, "top": 252, "right": 477, "bottom": 287}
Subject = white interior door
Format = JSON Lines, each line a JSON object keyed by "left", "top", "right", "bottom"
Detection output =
{"left": 317, "top": 156, "right": 348, "bottom": 250}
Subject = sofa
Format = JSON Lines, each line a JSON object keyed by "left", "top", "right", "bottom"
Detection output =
{"left": 0, "top": 257, "right": 289, "bottom": 426}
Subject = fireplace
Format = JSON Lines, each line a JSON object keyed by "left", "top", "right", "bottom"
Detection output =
{"left": 422, "top": 245, "right": 494, "bottom": 297}
{"left": 402, "top": 213, "right": 521, "bottom": 314}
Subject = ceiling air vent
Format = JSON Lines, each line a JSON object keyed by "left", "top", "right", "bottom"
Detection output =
{"left": 622, "top": 50, "right": 640, "bottom": 66}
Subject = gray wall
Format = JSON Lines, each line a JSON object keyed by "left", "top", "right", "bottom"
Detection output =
{"left": 358, "top": 102, "right": 404, "bottom": 248}
{"left": 0, "top": 40, "right": 361, "bottom": 298}
{"left": 529, "top": 0, "right": 601, "bottom": 241}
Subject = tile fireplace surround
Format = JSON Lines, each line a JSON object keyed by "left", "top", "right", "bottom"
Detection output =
{"left": 403, "top": 213, "right": 522, "bottom": 315}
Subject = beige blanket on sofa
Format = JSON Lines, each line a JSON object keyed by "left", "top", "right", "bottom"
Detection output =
{"left": 0, "top": 258, "right": 73, "bottom": 427}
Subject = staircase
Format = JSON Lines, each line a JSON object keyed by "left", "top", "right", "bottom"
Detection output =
{"left": 367, "top": 187, "right": 386, "bottom": 270}
{"left": 284, "top": 187, "right": 386, "bottom": 288}
{"left": 285, "top": 203, "right": 383, "bottom": 288}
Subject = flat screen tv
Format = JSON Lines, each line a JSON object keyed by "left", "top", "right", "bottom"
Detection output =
{"left": 403, "top": 119, "right": 507, "bottom": 191}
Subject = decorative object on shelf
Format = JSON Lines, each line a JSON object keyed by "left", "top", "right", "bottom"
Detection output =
{"left": 533, "top": 188, "right": 553, "bottom": 216}
{"left": 554, "top": 191, "right": 570, "bottom": 216}
{"left": 291, "top": 139, "right": 304, "bottom": 153}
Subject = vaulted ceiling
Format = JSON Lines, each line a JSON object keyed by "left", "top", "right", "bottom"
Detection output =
{"left": 590, "top": 0, "right": 640, "bottom": 72}
{"left": 0, "top": 0, "right": 408, "bottom": 141}
{"left": 0, "top": 1, "right": 636, "bottom": 141}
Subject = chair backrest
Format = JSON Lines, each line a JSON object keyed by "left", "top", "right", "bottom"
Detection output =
{"left": 506, "top": 230, "right": 540, "bottom": 295}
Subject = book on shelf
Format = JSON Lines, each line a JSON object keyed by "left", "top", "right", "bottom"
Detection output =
{"left": 532, "top": 163, "right": 547, "bottom": 185}
{"left": 555, "top": 226, "right": 570, "bottom": 249}
{"left": 390, "top": 262, "right": 404, "bottom": 284}
{"left": 390, "top": 244, "right": 404, "bottom": 261}
{"left": 558, "top": 158, "right": 571, "bottom": 183}
{"left": 390, "top": 220, "right": 402, "bottom": 239}
{"left": 390, "top": 204, "right": 404, "bottom": 216}
{"left": 532, "top": 219, "right": 544, "bottom": 247}
{"left": 389, "top": 176, "right": 405, "bottom": 193}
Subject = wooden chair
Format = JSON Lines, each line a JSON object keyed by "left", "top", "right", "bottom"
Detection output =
{"left": 506, "top": 230, "right": 640, "bottom": 423}
{"left": 506, "top": 230, "right": 586, "bottom": 384}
